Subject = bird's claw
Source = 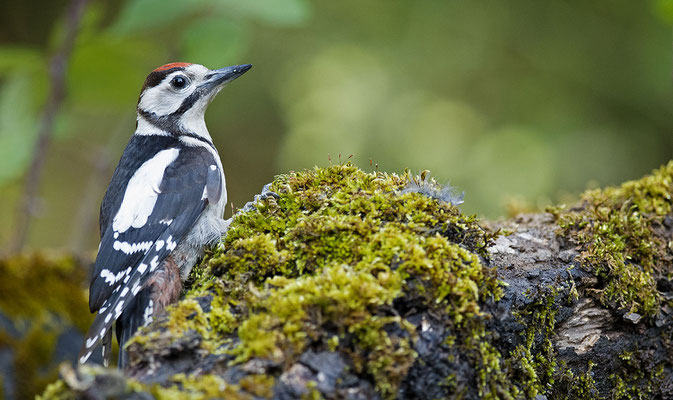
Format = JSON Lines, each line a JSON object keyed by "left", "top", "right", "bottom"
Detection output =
{"left": 259, "top": 183, "right": 280, "bottom": 200}
{"left": 238, "top": 183, "right": 279, "bottom": 213}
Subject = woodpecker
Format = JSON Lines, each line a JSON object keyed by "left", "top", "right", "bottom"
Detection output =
{"left": 78, "top": 62, "right": 251, "bottom": 367}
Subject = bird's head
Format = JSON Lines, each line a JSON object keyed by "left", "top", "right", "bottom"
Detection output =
{"left": 136, "top": 62, "right": 251, "bottom": 139}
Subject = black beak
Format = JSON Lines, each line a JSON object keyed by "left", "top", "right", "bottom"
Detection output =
{"left": 202, "top": 64, "right": 252, "bottom": 90}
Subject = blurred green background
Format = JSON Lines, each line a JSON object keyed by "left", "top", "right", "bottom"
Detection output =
{"left": 1, "top": 0, "right": 672, "bottom": 254}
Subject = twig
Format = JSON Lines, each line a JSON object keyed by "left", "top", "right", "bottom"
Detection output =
{"left": 11, "top": 0, "right": 89, "bottom": 253}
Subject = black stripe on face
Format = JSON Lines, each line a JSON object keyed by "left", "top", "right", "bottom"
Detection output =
{"left": 136, "top": 108, "right": 216, "bottom": 151}
{"left": 171, "top": 87, "right": 204, "bottom": 116}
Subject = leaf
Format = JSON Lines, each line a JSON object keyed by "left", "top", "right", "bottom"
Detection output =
{"left": 181, "top": 18, "right": 247, "bottom": 68}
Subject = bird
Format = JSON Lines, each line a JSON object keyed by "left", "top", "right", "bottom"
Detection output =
{"left": 78, "top": 62, "right": 252, "bottom": 368}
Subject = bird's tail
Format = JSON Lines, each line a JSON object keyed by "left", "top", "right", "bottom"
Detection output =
{"left": 101, "top": 330, "right": 112, "bottom": 367}
{"left": 116, "top": 287, "right": 153, "bottom": 368}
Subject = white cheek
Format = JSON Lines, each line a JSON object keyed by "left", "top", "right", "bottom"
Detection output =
{"left": 139, "top": 87, "right": 192, "bottom": 116}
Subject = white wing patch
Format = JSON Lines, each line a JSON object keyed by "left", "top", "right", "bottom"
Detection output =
{"left": 143, "top": 300, "right": 154, "bottom": 326}
{"left": 166, "top": 235, "right": 177, "bottom": 251}
{"left": 79, "top": 351, "right": 92, "bottom": 364}
{"left": 149, "top": 255, "right": 160, "bottom": 272}
{"left": 138, "top": 263, "right": 148, "bottom": 274}
{"left": 113, "top": 240, "right": 153, "bottom": 254}
{"left": 100, "top": 267, "right": 132, "bottom": 286}
{"left": 113, "top": 148, "right": 180, "bottom": 233}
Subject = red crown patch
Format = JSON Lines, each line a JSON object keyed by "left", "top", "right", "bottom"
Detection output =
{"left": 153, "top": 62, "right": 192, "bottom": 72}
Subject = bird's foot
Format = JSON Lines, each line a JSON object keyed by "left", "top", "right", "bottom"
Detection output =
{"left": 239, "top": 183, "right": 279, "bottom": 213}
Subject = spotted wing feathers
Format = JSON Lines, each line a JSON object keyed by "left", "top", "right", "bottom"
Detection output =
{"left": 79, "top": 143, "right": 221, "bottom": 365}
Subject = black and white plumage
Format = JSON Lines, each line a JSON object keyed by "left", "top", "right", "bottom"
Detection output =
{"left": 78, "top": 62, "right": 251, "bottom": 367}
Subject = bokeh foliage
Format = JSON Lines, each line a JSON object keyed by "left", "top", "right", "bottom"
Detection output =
{"left": 0, "top": 0, "right": 671, "bottom": 251}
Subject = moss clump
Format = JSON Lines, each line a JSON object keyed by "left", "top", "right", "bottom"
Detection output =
{"left": 129, "top": 164, "right": 507, "bottom": 398}
{"left": 35, "top": 380, "right": 75, "bottom": 400}
{"left": 607, "top": 351, "right": 665, "bottom": 400}
{"left": 554, "top": 161, "right": 673, "bottom": 318}
{"left": 505, "top": 288, "right": 559, "bottom": 399}
{"left": 38, "top": 368, "right": 262, "bottom": 400}
{"left": 0, "top": 254, "right": 91, "bottom": 400}
{"left": 126, "top": 282, "right": 238, "bottom": 362}
{"left": 216, "top": 165, "right": 504, "bottom": 397}
{"left": 233, "top": 263, "right": 414, "bottom": 396}
{"left": 0, "top": 254, "right": 90, "bottom": 332}
{"left": 500, "top": 286, "right": 604, "bottom": 399}
{"left": 238, "top": 374, "right": 275, "bottom": 398}
{"left": 145, "top": 373, "right": 259, "bottom": 399}
{"left": 39, "top": 163, "right": 673, "bottom": 399}
{"left": 552, "top": 361, "right": 600, "bottom": 400}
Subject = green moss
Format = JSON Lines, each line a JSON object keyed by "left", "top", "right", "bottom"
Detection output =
{"left": 146, "top": 373, "right": 255, "bottom": 400}
{"left": 127, "top": 282, "right": 237, "bottom": 356}
{"left": 35, "top": 380, "right": 75, "bottom": 400}
{"left": 12, "top": 318, "right": 61, "bottom": 400}
{"left": 609, "top": 350, "right": 665, "bottom": 400}
{"left": 0, "top": 254, "right": 90, "bottom": 332}
{"left": 129, "top": 164, "right": 508, "bottom": 398}
{"left": 38, "top": 162, "right": 673, "bottom": 399}
{"left": 301, "top": 381, "right": 323, "bottom": 400}
{"left": 218, "top": 166, "right": 507, "bottom": 397}
{"left": 556, "top": 161, "right": 673, "bottom": 318}
{"left": 489, "top": 161, "right": 673, "bottom": 399}
{"left": 500, "top": 281, "right": 667, "bottom": 400}
{"left": 238, "top": 374, "right": 275, "bottom": 398}
{"left": 39, "top": 370, "right": 266, "bottom": 400}
{"left": 504, "top": 287, "right": 560, "bottom": 398}
{"left": 553, "top": 361, "right": 599, "bottom": 400}
{"left": 0, "top": 254, "right": 91, "bottom": 400}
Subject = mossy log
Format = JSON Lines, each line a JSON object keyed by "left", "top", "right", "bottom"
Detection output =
{"left": 35, "top": 162, "right": 673, "bottom": 399}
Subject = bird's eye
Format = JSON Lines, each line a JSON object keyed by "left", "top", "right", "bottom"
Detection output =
{"left": 170, "top": 75, "right": 188, "bottom": 89}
